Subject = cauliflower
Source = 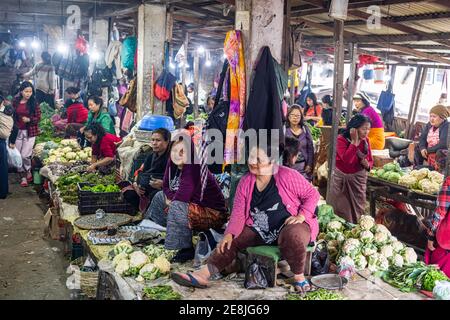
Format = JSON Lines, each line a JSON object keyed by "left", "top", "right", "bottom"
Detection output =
{"left": 360, "top": 230, "right": 374, "bottom": 243}
{"left": 325, "top": 232, "right": 345, "bottom": 243}
{"left": 139, "top": 263, "right": 156, "bottom": 276}
{"left": 367, "top": 253, "right": 380, "bottom": 273}
{"left": 342, "top": 238, "right": 361, "bottom": 257}
{"left": 398, "top": 174, "right": 417, "bottom": 188}
{"left": 361, "top": 244, "right": 378, "bottom": 257}
{"left": 374, "top": 232, "right": 389, "bottom": 245}
{"left": 354, "top": 255, "right": 368, "bottom": 270}
{"left": 112, "top": 252, "right": 129, "bottom": 267}
{"left": 114, "top": 240, "right": 134, "bottom": 255}
{"left": 392, "top": 240, "right": 405, "bottom": 253}
{"left": 62, "top": 147, "right": 73, "bottom": 154}
{"left": 327, "top": 220, "right": 343, "bottom": 232}
{"left": 411, "top": 168, "right": 429, "bottom": 181}
{"left": 359, "top": 215, "right": 375, "bottom": 230}
{"left": 65, "top": 152, "right": 77, "bottom": 160}
{"left": 154, "top": 256, "right": 171, "bottom": 274}
{"left": 346, "top": 226, "right": 362, "bottom": 239}
{"left": 130, "top": 251, "right": 150, "bottom": 269}
{"left": 402, "top": 247, "right": 418, "bottom": 264}
{"left": 390, "top": 254, "right": 404, "bottom": 268}
{"left": 380, "top": 245, "right": 394, "bottom": 259}
{"left": 420, "top": 179, "right": 441, "bottom": 194}
{"left": 377, "top": 255, "right": 390, "bottom": 271}
{"left": 136, "top": 275, "right": 145, "bottom": 282}
{"left": 115, "top": 259, "right": 130, "bottom": 275}
{"left": 338, "top": 255, "right": 355, "bottom": 267}
{"left": 371, "top": 224, "right": 391, "bottom": 236}
{"left": 428, "top": 171, "right": 444, "bottom": 185}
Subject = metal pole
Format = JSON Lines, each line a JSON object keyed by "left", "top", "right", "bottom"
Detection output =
{"left": 290, "top": 71, "right": 295, "bottom": 105}
{"left": 346, "top": 42, "right": 357, "bottom": 124}
{"left": 193, "top": 50, "right": 200, "bottom": 118}
{"left": 326, "top": 19, "right": 345, "bottom": 201}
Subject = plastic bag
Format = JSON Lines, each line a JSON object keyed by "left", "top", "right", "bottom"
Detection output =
{"left": 433, "top": 281, "right": 450, "bottom": 300}
{"left": 311, "top": 241, "right": 330, "bottom": 276}
{"left": 244, "top": 261, "right": 269, "bottom": 289}
{"left": 193, "top": 229, "right": 224, "bottom": 268}
{"left": 7, "top": 146, "right": 22, "bottom": 169}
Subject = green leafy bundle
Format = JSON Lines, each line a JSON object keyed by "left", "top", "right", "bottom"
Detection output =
{"left": 143, "top": 285, "right": 182, "bottom": 300}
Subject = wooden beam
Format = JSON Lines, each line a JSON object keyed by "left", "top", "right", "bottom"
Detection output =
{"left": 327, "top": 19, "right": 345, "bottom": 200}
{"left": 292, "top": 0, "right": 429, "bottom": 17}
{"left": 302, "top": 32, "right": 450, "bottom": 44}
{"left": 407, "top": 67, "right": 427, "bottom": 139}
{"left": 347, "top": 42, "right": 358, "bottom": 124}
{"left": 298, "top": 17, "right": 450, "bottom": 65}
{"left": 173, "top": 3, "right": 233, "bottom": 22}
{"left": 348, "top": 10, "right": 450, "bottom": 49}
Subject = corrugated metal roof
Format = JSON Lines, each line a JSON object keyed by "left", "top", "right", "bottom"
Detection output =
{"left": 379, "top": 2, "right": 450, "bottom": 16}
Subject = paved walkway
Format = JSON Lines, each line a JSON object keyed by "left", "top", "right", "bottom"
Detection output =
{"left": 0, "top": 175, "right": 70, "bottom": 300}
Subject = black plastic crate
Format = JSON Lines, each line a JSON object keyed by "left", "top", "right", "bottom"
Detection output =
{"left": 77, "top": 183, "right": 135, "bottom": 215}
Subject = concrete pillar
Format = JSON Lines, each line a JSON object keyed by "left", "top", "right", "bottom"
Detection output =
{"left": 235, "top": 0, "right": 284, "bottom": 95}
{"left": 136, "top": 4, "right": 167, "bottom": 120}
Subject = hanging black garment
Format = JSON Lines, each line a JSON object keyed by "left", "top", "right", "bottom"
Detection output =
{"left": 244, "top": 47, "right": 285, "bottom": 149}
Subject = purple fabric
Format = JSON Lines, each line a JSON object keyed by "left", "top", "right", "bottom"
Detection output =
{"left": 163, "top": 161, "right": 226, "bottom": 212}
{"left": 360, "top": 106, "right": 383, "bottom": 129}
{"left": 285, "top": 127, "right": 314, "bottom": 181}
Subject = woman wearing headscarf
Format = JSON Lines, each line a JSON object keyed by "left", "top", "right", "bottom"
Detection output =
{"left": 327, "top": 114, "right": 373, "bottom": 223}
{"left": 353, "top": 92, "right": 385, "bottom": 150}
{"left": 415, "top": 105, "right": 449, "bottom": 171}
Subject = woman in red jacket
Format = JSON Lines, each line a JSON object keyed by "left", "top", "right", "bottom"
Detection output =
{"left": 9, "top": 81, "right": 41, "bottom": 187}
{"left": 83, "top": 122, "right": 121, "bottom": 173}
{"left": 327, "top": 114, "right": 373, "bottom": 223}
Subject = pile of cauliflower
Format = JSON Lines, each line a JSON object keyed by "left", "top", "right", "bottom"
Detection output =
{"left": 398, "top": 168, "right": 443, "bottom": 195}
{"left": 111, "top": 241, "right": 173, "bottom": 282}
{"left": 319, "top": 215, "right": 418, "bottom": 273}
{"left": 43, "top": 139, "right": 92, "bottom": 165}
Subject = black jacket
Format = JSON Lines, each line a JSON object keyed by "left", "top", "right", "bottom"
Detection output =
{"left": 243, "top": 47, "right": 284, "bottom": 147}
{"left": 418, "top": 120, "right": 449, "bottom": 153}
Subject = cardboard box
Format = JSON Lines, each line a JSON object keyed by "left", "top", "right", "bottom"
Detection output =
{"left": 44, "top": 208, "right": 60, "bottom": 240}
{"left": 373, "top": 155, "right": 394, "bottom": 168}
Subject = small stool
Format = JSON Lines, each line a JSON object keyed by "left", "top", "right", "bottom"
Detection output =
{"left": 246, "top": 243, "right": 316, "bottom": 287}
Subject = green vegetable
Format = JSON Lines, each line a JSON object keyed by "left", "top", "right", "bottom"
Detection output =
{"left": 422, "top": 269, "right": 449, "bottom": 292}
{"left": 143, "top": 285, "right": 182, "bottom": 300}
{"left": 286, "top": 289, "right": 345, "bottom": 300}
{"left": 304, "top": 121, "right": 321, "bottom": 142}
{"left": 376, "top": 169, "right": 385, "bottom": 178}
{"left": 383, "top": 163, "right": 396, "bottom": 172}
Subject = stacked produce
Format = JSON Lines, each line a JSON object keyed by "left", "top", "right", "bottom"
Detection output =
{"left": 370, "top": 162, "right": 404, "bottom": 184}
{"left": 398, "top": 168, "right": 443, "bottom": 195}
{"left": 55, "top": 172, "right": 115, "bottom": 205}
{"left": 43, "top": 139, "right": 92, "bottom": 165}
{"left": 304, "top": 121, "right": 322, "bottom": 142}
{"left": 111, "top": 241, "right": 176, "bottom": 282}
{"left": 319, "top": 215, "right": 418, "bottom": 273}
{"left": 35, "top": 102, "right": 62, "bottom": 144}
{"left": 381, "top": 261, "right": 449, "bottom": 292}
{"left": 81, "top": 184, "right": 120, "bottom": 193}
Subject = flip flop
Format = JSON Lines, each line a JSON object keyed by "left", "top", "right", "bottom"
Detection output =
{"left": 171, "top": 272, "right": 207, "bottom": 289}
{"left": 293, "top": 279, "right": 311, "bottom": 296}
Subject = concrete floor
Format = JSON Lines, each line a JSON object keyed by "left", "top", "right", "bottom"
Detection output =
{"left": 0, "top": 174, "right": 70, "bottom": 300}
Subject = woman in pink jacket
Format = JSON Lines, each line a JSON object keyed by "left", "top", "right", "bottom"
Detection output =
{"left": 171, "top": 145, "right": 320, "bottom": 295}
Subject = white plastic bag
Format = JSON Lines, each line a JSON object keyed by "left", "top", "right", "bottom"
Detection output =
{"left": 194, "top": 229, "right": 224, "bottom": 268}
{"left": 7, "top": 146, "right": 22, "bottom": 169}
{"left": 433, "top": 280, "right": 450, "bottom": 300}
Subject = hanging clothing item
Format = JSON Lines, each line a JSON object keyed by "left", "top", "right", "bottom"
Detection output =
{"left": 244, "top": 46, "right": 284, "bottom": 147}
{"left": 75, "top": 35, "right": 88, "bottom": 55}
{"left": 105, "top": 41, "right": 123, "bottom": 79}
{"left": 121, "top": 36, "right": 137, "bottom": 72}
{"left": 223, "top": 30, "right": 246, "bottom": 166}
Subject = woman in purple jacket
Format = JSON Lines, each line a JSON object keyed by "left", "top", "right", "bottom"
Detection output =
{"left": 171, "top": 145, "right": 320, "bottom": 295}
{"left": 285, "top": 105, "right": 314, "bottom": 181}
{"left": 147, "top": 132, "right": 227, "bottom": 263}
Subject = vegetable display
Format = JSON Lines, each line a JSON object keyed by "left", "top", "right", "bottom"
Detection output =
{"left": 381, "top": 261, "right": 449, "bottom": 292}
{"left": 82, "top": 184, "right": 120, "bottom": 193}
{"left": 370, "top": 162, "right": 404, "bottom": 184}
{"left": 36, "top": 102, "right": 62, "bottom": 145}
{"left": 304, "top": 121, "right": 321, "bottom": 142}
{"left": 286, "top": 289, "right": 346, "bottom": 300}
{"left": 143, "top": 285, "right": 182, "bottom": 300}
{"left": 320, "top": 214, "right": 419, "bottom": 273}
{"left": 110, "top": 243, "right": 175, "bottom": 281}
{"left": 43, "top": 139, "right": 92, "bottom": 165}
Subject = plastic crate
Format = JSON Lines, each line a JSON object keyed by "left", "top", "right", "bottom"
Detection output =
{"left": 77, "top": 183, "right": 135, "bottom": 215}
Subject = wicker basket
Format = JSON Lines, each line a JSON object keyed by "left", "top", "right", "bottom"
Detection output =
{"left": 135, "top": 129, "right": 153, "bottom": 143}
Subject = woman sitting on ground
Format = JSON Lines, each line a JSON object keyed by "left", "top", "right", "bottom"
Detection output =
{"left": 147, "top": 132, "right": 227, "bottom": 263}
{"left": 121, "top": 128, "right": 171, "bottom": 212}
{"left": 171, "top": 145, "right": 320, "bottom": 295}
{"left": 84, "top": 122, "right": 121, "bottom": 173}
{"left": 415, "top": 105, "right": 449, "bottom": 171}
{"left": 327, "top": 114, "right": 373, "bottom": 224}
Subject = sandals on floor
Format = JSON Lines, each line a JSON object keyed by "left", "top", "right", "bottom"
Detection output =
{"left": 171, "top": 272, "right": 208, "bottom": 289}
{"left": 293, "top": 279, "right": 311, "bottom": 295}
